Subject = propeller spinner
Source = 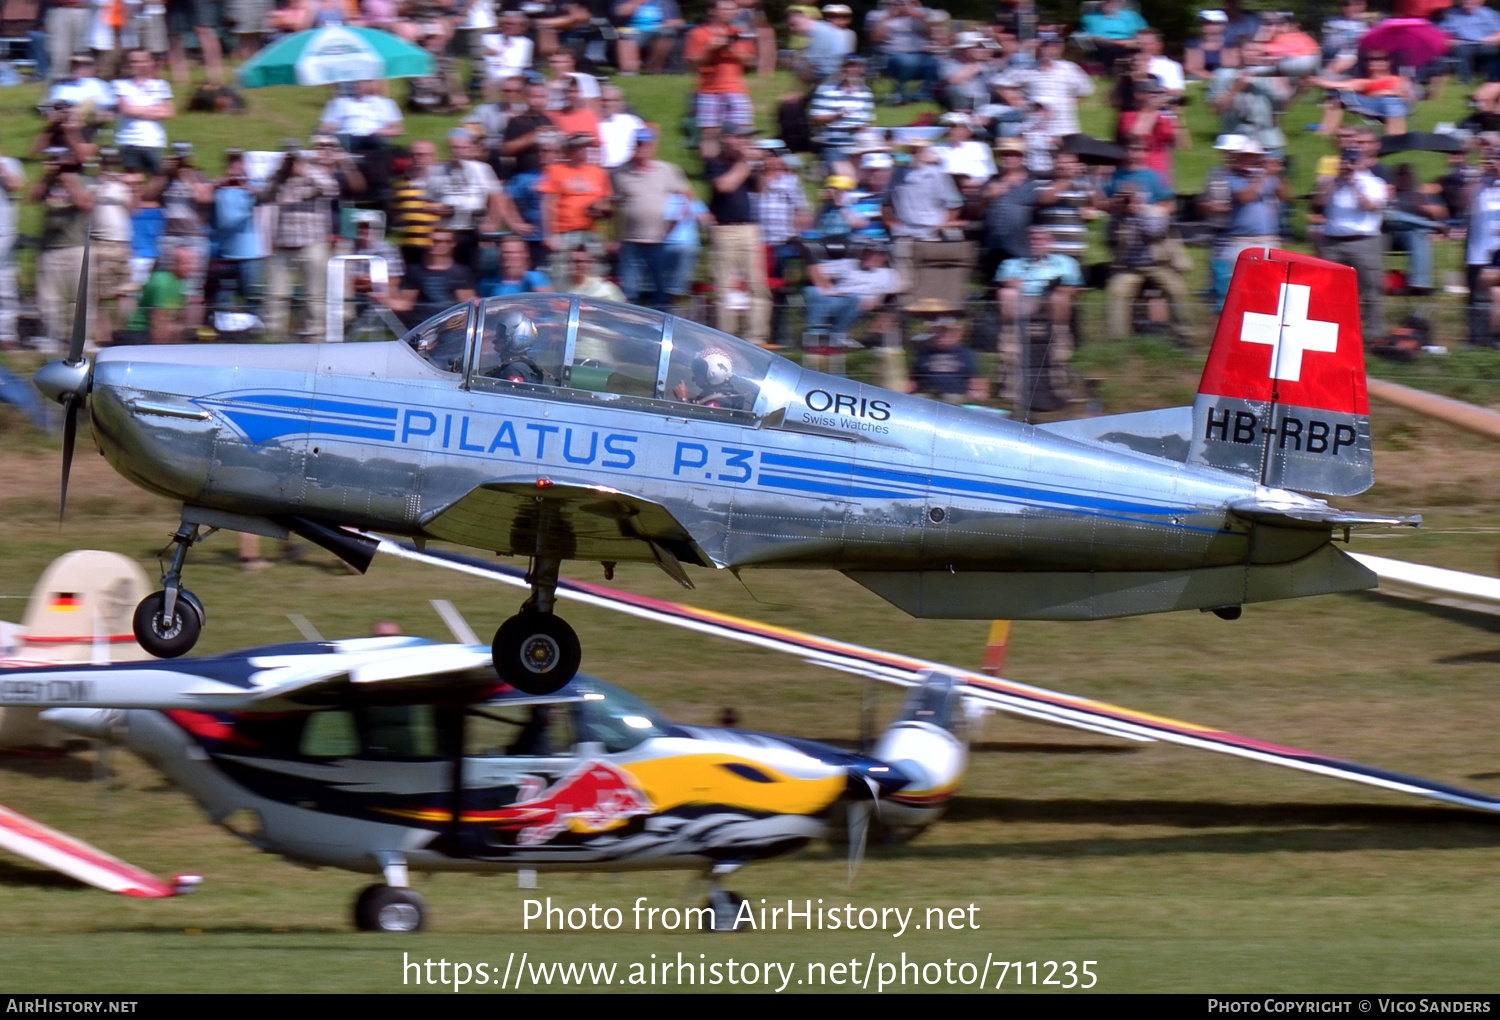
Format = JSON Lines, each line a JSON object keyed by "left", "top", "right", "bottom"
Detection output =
{"left": 32, "top": 238, "right": 92, "bottom": 522}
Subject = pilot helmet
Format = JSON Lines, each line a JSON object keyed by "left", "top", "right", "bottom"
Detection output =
{"left": 694, "top": 349, "right": 734, "bottom": 387}
{"left": 497, "top": 309, "right": 538, "bottom": 354}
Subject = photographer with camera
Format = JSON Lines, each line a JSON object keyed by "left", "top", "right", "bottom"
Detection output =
{"left": 212, "top": 148, "right": 267, "bottom": 316}
{"left": 112, "top": 49, "right": 175, "bottom": 177}
{"left": 427, "top": 128, "right": 501, "bottom": 272}
{"left": 31, "top": 98, "right": 96, "bottom": 167}
{"left": 47, "top": 54, "right": 116, "bottom": 133}
{"left": 704, "top": 125, "right": 771, "bottom": 345}
{"left": 145, "top": 140, "right": 213, "bottom": 328}
{"left": 262, "top": 140, "right": 340, "bottom": 341}
{"left": 91, "top": 147, "right": 136, "bottom": 349}
{"left": 1104, "top": 179, "right": 1193, "bottom": 344}
{"left": 1312, "top": 143, "right": 1388, "bottom": 344}
{"left": 1208, "top": 38, "right": 1290, "bottom": 154}
{"left": 31, "top": 145, "right": 95, "bottom": 349}
{"left": 685, "top": 0, "right": 757, "bottom": 155}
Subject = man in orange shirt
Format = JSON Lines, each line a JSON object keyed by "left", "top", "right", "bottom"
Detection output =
{"left": 685, "top": 0, "right": 757, "bottom": 154}
{"left": 549, "top": 77, "right": 602, "bottom": 145}
{"left": 538, "top": 133, "right": 613, "bottom": 282}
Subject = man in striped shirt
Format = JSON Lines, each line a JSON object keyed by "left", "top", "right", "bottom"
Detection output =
{"left": 808, "top": 56, "right": 875, "bottom": 178}
{"left": 1019, "top": 34, "right": 1093, "bottom": 139}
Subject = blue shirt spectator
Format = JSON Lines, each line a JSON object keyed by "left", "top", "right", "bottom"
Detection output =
{"left": 214, "top": 183, "right": 264, "bottom": 261}
{"left": 1225, "top": 170, "right": 1281, "bottom": 237}
{"left": 1442, "top": 0, "right": 1500, "bottom": 43}
{"left": 1105, "top": 166, "right": 1173, "bottom": 206}
{"left": 995, "top": 252, "right": 1084, "bottom": 296}
{"left": 1081, "top": 2, "right": 1148, "bottom": 41}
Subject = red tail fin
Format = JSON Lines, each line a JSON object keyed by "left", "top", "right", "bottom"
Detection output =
{"left": 1189, "top": 248, "right": 1373, "bottom": 496}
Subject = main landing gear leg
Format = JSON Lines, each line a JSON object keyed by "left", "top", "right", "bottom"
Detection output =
{"left": 491, "top": 555, "right": 581, "bottom": 695}
{"left": 702, "top": 862, "right": 747, "bottom": 932}
{"left": 132, "top": 520, "right": 207, "bottom": 658}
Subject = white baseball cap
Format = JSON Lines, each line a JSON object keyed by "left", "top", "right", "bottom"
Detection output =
{"left": 1200, "top": 9, "right": 1229, "bottom": 22}
{"left": 1213, "top": 133, "right": 1249, "bottom": 152}
{"left": 860, "top": 151, "right": 894, "bottom": 169}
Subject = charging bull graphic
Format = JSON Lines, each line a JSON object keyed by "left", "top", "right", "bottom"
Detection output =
{"left": 487, "top": 761, "right": 654, "bottom": 845}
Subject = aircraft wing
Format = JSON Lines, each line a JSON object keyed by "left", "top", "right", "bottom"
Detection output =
{"left": 0, "top": 637, "right": 495, "bottom": 712}
{"left": 375, "top": 539, "right": 1500, "bottom": 816}
{"left": 1351, "top": 552, "right": 1500, "bottom": 619}
{"left": 0, "top": 801, "right": 180, "bottom": 897}
{"left": 420, "top": 481, "right": 709, "bottom": 574}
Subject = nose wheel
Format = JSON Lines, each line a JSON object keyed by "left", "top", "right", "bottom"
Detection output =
{"left": 132, "top": 520, "right": 210, "bottom": 658}
{"left": 492, "top": 611, "right": 580, "bottom": 695}
{"left": 133, "top": 588, "right": 205, "bottom": 658}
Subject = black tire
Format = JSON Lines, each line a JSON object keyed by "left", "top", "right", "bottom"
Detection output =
{"left": 492, "top": 612, "right": 581, "bottom": 696}
{"left": 132, "top": 590, "right": 204, "bottom": 658}
{"left": 353, "top": 884, "right": 426, "bottom": 933}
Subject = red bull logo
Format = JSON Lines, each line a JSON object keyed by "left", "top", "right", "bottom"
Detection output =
{"left": 488, "top": 761, "right": 654, "bottom": 846}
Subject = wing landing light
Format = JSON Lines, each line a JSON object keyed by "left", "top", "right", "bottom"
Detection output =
{"left": 375, "top": 539, "right": 1500, "bottom": 816}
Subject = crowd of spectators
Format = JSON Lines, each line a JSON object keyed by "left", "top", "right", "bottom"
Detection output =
{"left": 10, "top": 0, "right": 1500, "bottom": 410}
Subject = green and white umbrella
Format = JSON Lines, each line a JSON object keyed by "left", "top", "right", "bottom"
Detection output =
{"left": 239, "top": 26, "right": 434, "bottom": 88}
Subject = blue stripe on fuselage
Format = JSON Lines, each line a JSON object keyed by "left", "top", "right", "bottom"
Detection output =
{"left": 760, "top": 451, "right": 1192, "bottom": 516}
{"left": 222, "top": 394, "right": 400, "bottom": 420}
{"left": 222, "top": 411, "right": 397, "bottom": 445}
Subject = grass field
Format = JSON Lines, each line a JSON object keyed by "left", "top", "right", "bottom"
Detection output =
{"left": 2, "top": 58, "right": 1500, "bottom": 995}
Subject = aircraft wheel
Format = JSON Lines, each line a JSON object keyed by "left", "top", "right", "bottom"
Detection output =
{"left": 492, "top": 612, "right": 580, "bottom": 695}
{"left": 132, "top": 590, "right": 204, "bottom": 658}
{"left": 704, "top": 889, "right": 747, "bottom": 932}
{"left": 353, "top": 884, "right": 426, "bottom": 933}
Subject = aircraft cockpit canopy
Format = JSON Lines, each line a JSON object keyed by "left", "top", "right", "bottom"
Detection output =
{"left": 401, "top": 295, "right": 792, "bottom": 423}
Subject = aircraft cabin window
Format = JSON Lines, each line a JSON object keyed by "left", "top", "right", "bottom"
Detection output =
{"left": 361, "top": 705, "right": 441, "bottom": 760}
{"left": 570, "top": 301, "right": 665, "bottom": 398}
{"left": 664, "top": 319, "right": 772, "bottom": 415}
{"left": 474, "top": 297, "right": 570, "bottom": 386}
{"left": 299, "top": 710, "right": 361, "bottom": 758}
{"left": 577, "top": 684, "right": 668, "bottom": 753}
{"left": 404, "top": 305, "right": 472, "bottom": 375}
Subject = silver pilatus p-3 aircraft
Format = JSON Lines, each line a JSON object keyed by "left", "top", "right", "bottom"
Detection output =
{"left": 34, "top": 247, "right": 1415, "bottom": 693}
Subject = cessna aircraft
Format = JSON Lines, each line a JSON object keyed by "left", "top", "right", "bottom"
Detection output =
{"left": 0, "top": 637, "right": 964, "bottom": 932}
{"left": 4, "top": 548, "right": 1500, "bottom": 933}
{"left": 34, "top": 247, "right": 1417, "bottom": 693}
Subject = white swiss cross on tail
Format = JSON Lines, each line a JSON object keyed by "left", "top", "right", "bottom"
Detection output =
{"left": 1238, "top": 282, "right": 1339, "bottom": 383}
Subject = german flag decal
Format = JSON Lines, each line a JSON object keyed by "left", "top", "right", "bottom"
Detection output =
{"left": 48, "top": 593, "right": 81, "bottom": 612}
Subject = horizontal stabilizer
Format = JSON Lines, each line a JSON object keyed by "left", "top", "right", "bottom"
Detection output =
{"left": 1228, "top": 498, "right": 1422, "bottom": 531}
{"left": 0, "top": 802, "right": 178, "bottom": 897}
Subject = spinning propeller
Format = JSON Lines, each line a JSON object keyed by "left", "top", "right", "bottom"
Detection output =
{"left": 33, "top": 238, "right": 92, "bottom": 522}
{"left": 846, "top": 774, "right": 883, "bottom": 886}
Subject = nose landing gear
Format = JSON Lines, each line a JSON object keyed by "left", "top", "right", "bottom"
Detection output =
{"left": 492, "top": 556, "right": 581, "bottom": 695}
{"left": 132, "top": 521, "right": 208, "bottom": 658}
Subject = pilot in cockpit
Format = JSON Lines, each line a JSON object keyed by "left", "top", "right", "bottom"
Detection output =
{"left": 483, "top": 309, "right": 545, "bottom": 384}
{"left": 672, "top": 349, "right": 752, "bottom": 411}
